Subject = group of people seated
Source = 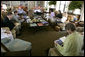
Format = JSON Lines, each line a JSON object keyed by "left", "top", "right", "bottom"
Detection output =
{"left": 44, "top": 9, "right": 84, "bottom": 56}
{"left": 1, "top": 5, "right": 34, "bottom": 36}
{"left": 1, "top": 5, "right": 32, "bottom": 56}
{"left": 49, "top": 9, "right": 79, "bottom": 22}
{"left": 1, "top": 12, "right": 21, "bottom": 37}
{"left": 1, "top": 5, "right": 84, "bottom": 56}
{"left": 46, "top": 9, "right": 84, "bottom": 31}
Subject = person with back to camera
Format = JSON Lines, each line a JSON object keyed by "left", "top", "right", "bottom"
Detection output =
{"left": 49, "top": 23, "right": 83, "bottom": 56}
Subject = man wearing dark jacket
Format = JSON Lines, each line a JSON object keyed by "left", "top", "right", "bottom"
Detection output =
{"left": 3, "top": 12, "right": 15, "bottom": 30}
{"left": 56, "top": 10, "right": 62, "bottom": 18}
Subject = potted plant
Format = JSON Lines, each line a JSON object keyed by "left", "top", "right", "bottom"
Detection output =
{"left": 68, "top": 1, "right": 83, "bottom": 14}
{"left": 49, "top": 1, "right": 56, "bottom": 5}
{"left": 49, "top": 1, "right": 56, "bottom": 10}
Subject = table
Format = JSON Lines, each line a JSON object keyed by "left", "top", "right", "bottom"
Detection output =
{"left": 27, "top": 16, "right": 49, "bottom": 32}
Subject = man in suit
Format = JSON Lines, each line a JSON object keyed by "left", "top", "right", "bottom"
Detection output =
{"left": 3, "top": 12, "right": 15, "bottom": 30}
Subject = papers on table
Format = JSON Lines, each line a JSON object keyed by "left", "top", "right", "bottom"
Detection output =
{"left": 30, "top": 23, "right": 37, "bottom": 27}
{"left": 28, "top": 17, "right": 49, "bottom": 27}
{"left": 37, "top": 23, "right": 43, "bottom": 26}
{"left": 40, "top": 19, "right": 46, "bottom": 22}
{"left": 41, "top": 21, "right": 48, "bottom": 24}
{"left": 41, "top": 22, "right": 49, "bottom": 26}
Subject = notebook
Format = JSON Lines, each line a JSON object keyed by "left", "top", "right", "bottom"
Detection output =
{"left": 54, "top": 36, "right": 66, "bottom": 46}
{"left": 30, "top": 23, "right": 37, "bottom": 27}
{"left": 37, "top": 23, "right": 43, "bottom": 26}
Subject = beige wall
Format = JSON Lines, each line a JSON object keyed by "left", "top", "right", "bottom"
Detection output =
{"left": 11, "top": 1, "right": 20, "bottom": 7}
{"left": 80, "top": 3, "right": 84, "bottom": 21}
{"left": 28, "top": 1, "right": 35, "bottom": 10}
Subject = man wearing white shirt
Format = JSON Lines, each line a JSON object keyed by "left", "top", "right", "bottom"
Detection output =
{"left": 61, "top": 17, "right": 67, "bottom": 23}
{"left": 57, "top": 12, "right": 68, "bottom": 30}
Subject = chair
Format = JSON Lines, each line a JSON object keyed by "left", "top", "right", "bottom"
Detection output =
{"left": 48, "top": 47, "right": 63, "bottom": 56}
{"left": 76, "top": 27, "right": 84, "bottom": 32}
{"left": 1, "top": 38, "right": 32, "bottom": 56}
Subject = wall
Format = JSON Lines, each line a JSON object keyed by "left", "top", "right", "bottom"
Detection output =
{"left": 80, "top": 3, "right": 84, "bottom": 21}
{"left": 56, "top": 1, "right": 71, "bottom": 13}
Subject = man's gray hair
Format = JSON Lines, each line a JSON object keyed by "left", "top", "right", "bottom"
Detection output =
{"left": 65, "top": 23, "right": 76, "bottom": 31}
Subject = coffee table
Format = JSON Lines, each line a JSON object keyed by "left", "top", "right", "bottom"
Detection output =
{"left": 28, "top": 18, "right": 49, "bottom": 32}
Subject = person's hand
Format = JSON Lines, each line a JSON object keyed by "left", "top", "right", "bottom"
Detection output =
{"left": 14, "top": 23, "right": 20, "bottom": 26}
{"left": 54, "top": 40, "right": 58, "bottom": 46}
{"left": 13, "top": 26, "right": 16, "bottom": 30}
{"left": 4, "top": 31, "right": 10, "bottom": 34}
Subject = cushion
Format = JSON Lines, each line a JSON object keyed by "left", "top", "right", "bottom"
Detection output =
{"left": 5, "top": 39, "right": 32, "bottom": 51}
{"left": 1, "top": 38, "right": 11, "bottom": 44}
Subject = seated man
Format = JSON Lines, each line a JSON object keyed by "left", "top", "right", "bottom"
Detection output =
{"left": 56, "top": 12, "right": 67, "bottom": 30}
{"left": 18, "top": 14, "right": 25, "bottom": 23}
{"left": 18, "top": 7, "right": 26, "bottom": 15}
{"left": 3, "top": 12, "right": 21, "bottom": 36}
{"left": 49, "top": 23, "right": 83, "bottom": 56}
{"left": 12, "top": 11, "right": 21, "bottom": 23}
{"left": 3, "top": 12, "right": 15, "bottom": 30}
{"left": 28, "top": 10, "right": 34, "bottom": 19}
{"left": 76, "top": 27, "right": 84, "bottom": 53}
{"left": 56, "top": 10, "right": 62, "bottom": 19}
{"left": 12, "top": 11, "right": 21, "bottom": 35}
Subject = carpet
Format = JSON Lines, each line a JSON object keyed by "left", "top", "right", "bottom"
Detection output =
{"left": 17, "top": 23, "right": 67, "bottom": 56}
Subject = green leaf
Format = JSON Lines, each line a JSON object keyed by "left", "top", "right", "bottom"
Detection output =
{"left": 49, "top": 1, "right": 56, "bottom": 5}
{"left": 69, "top": 1, "right": 83, "bottom": 10}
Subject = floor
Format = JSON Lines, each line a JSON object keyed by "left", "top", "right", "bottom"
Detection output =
{"left": 17, "top": 23, "right": 67, "bottom": 56}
